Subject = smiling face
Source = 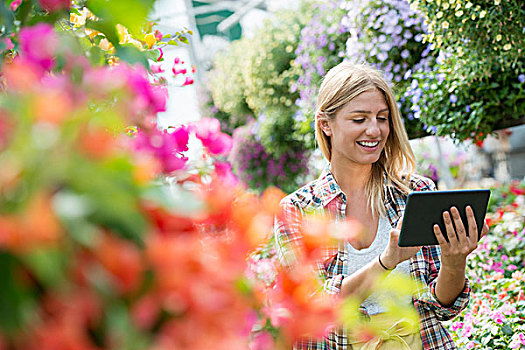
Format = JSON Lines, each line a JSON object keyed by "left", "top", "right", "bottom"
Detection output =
{"left": 319, "top": 89, "right": 390, "bottom": 167}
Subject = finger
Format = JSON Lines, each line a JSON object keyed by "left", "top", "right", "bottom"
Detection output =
{"left": 465, "top": 206, "right": 479, "bottom": 242}
{"left": 451, "top": 206, "right": 469, "bottom": 246}
{"left": 442, "top": 210, "right": 457, "bottom": 244}
{"left": 433, "top": 224, "right": 449, "bottom": 248}
{"left": 396, "top": 217, "right": 404, "bottom": 231}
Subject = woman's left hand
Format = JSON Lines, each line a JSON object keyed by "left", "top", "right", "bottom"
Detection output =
{"left": 433, "top": 205, "right": 489, "bottom": 270}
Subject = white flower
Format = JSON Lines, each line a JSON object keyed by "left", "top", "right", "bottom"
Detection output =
{"left": 503, "top": 43, "right": 512, "bottom": 50}
{"left": 480, "top": 10, "right": 487, "bottom": 18}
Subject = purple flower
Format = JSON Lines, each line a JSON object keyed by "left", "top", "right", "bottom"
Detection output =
{"left": 449, "top": 94, "right": 458, "bottom": 104}
{"left": 466, "top": 105, "right": 471, "bottom": 113}
{"left": 519, "top": 74, "right": 525, "bottom": 83}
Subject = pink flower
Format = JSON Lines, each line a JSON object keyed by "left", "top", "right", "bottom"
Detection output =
{"left": 491, "top": 311, "right": 505, "bottom": 324}
{"left": 153, "top": 29, "right": 163, "bottom": 41}
{"left": 38, "top": 0, "right": 70, "bottom": 12}
{"left": 150, "top": 64, "right": 164, "bottom": 74}
{"left": 510, "top": 333, "right": 525, "bottom": 349}
{"left": 9, "top": 0, "right": 22, "bottom": 10}
{"left": 500, "top": 304, "right": 516, "bottom": 316}
{"left": 182, "top": 76, "right": 194, "bottom": 86}
{"left": 157, "top": 48, "right": 163, "bottom": 62}
{"left": 192, "top": 118, "right": 233, "bottom": 156}
{"left": 450, "top": 321, "right": 463, "bottom": 331}
{"left": 250, "top": 331, "right": 275, "bottom": 350}
{"left": 214, "top": 161, "right": 238, "bottom": 187}
{"left": 174, "top": 57, "right": 180, "bottom": 64}
{"left": 133, "top": 126, "right": 189, "bottom": 173}
{"left": 262, "top": 302, "right": 291, "bottom": 328}
{"left": 19, "top": 23, "right": 59, "bottom": 71}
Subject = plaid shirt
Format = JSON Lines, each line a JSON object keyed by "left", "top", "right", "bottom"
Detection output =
{"left": 274, "top": 167, "right": 470, "bottom": 350}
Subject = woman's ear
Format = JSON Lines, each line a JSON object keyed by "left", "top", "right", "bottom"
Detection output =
{"left": 318, "top": 117, "right": 332, "bottom": 137}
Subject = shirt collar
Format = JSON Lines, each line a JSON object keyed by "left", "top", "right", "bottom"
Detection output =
{"left": 312, "top": 165, "right": 345, "bottom": 207}
{"left": 312, "top": 164, "right": 408, "bottom": 216}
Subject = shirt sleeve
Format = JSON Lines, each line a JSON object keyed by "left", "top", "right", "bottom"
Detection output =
{"left": 274, "top": 199, "right": 307, "bottom": 268}
{"left": 416, "top": 246, "right": 471, "bottom": 321}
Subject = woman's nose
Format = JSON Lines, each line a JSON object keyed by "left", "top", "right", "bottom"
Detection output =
{"left": 365, "top": 121, "right": 380, "bottom": 137}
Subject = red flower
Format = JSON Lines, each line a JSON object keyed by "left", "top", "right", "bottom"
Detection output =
{"left": 182, "top": 76, "right": 194, "bottom": 86}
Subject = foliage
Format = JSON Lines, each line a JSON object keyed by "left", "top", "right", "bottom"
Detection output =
{"left": 410, "top": 0, "right": 523, "bottom": 80}
{"left": 292, "top": 0, "right": 434, "bottom": 143}
{"left": 208, "top": 5, "right": 314, "bottom": 192}
{"left": 406, "top": 0, "right": 525, "bottom": 143}
{"left": 207, "top": 38, "right": 254, "bottom": 120}
{"left": 229, "top": 120, "right": 310, "bottom": 194}
{"left": 404, "top": 57, "right": 525, "bottom": 143}
{"left": 291, "top": 1, "right": 350, "bottom": 149}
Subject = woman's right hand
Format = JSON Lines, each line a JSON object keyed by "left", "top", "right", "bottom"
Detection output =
{"left": 379, "top": 219, "right": 422, "bottom": 270}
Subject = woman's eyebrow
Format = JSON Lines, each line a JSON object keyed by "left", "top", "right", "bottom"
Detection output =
{"left": 348, "top": 108, "right": 389, "bottom": 114}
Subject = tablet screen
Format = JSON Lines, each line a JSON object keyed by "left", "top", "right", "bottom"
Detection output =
{"left": 398, "top": 189, "right": 490, "bottom": 247}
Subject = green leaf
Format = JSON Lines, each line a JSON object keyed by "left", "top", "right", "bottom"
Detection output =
{"left": 66, "top": 157, "right": 147, "bottom": 246}
{"left": 115, "top": 44, "right": 149, "bottom": 68}
{"left": 0, "top": 252, "right": 36, "bottom": 335}
{"left": 179, "top": 36, "right": 189, "bottom": 44}
{"left": 86, "top": 0, "right": 155, "bottom": 35}
{"left": 0, "top": 1, "right": 15, "bottom": 33}
{"left": 167, "top": 39, "right": 179, "bottom": 46}
{"left": 20, "top": 247, "right": 68, "bottom": 288}
{"left": 501, "top": 324, "right": 513, "bottom": 336}
{"left": 85, "top": 19, "right": 120, "bottom": 48}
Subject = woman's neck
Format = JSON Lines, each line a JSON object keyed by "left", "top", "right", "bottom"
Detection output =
{"left": 329, "top": 159, "right": 372, "bottom": 196}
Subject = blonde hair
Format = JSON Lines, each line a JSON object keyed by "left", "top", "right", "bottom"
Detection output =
{"left": 315, "top": 62, "right": 415, "bottom": 217}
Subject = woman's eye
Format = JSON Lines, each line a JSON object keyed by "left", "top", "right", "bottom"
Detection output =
{"left": 352, "top": 119, "right": 365, "bottom": 123}
{"left": 378, "top": 116, "right": 389, "bottom": 122}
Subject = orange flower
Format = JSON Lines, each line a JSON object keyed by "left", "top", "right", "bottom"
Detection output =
{"left": 77, "top": 126, "right": 117, "bottom": 160}
{"left": 0, "top": 192, "right": 62, "bottom": 252}
{"left": 94, "top": 233, "right": 143, "bottom": 294}
{"left": 32, "top": 89, "right": 73, "bottom": 124}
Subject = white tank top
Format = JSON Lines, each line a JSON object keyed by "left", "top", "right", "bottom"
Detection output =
{"left": 344, "top": 216, "right": 412, "bottom": 315}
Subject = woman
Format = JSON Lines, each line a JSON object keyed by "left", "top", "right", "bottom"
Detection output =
{"left": 274, "top": 62, "right": 488, "bottom": 349}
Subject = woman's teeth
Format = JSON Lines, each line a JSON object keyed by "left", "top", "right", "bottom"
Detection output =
{"left": 357, "top": 141, "right": 380, "bottom": 147}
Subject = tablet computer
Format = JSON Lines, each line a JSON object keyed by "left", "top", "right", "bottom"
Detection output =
{"left": 398, "top": 189, "right": 491, "bottom": 247}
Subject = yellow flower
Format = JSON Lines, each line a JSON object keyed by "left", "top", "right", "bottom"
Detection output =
{"left": 480, "top": 10, "right": 486, "bottom": 18}
{"left": 471, "top": 14, "right": 476, "bottom": 20}
{"left": 437, "top": 11, "right": 444, "bottom": 19}
{"left": 442, "top": 21, "right": 449, "bottom": 29}
{"left": 503, "top": 43, "right": 512, "bottom": 50}
{"left": 457, "top": 47, "right": 463, "bottom": 57}
{"left": 496, "top": 34, "right": 502, "bottom": 41}
{"left": 144, "top": 33, "right": 157, "bottom": 49}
